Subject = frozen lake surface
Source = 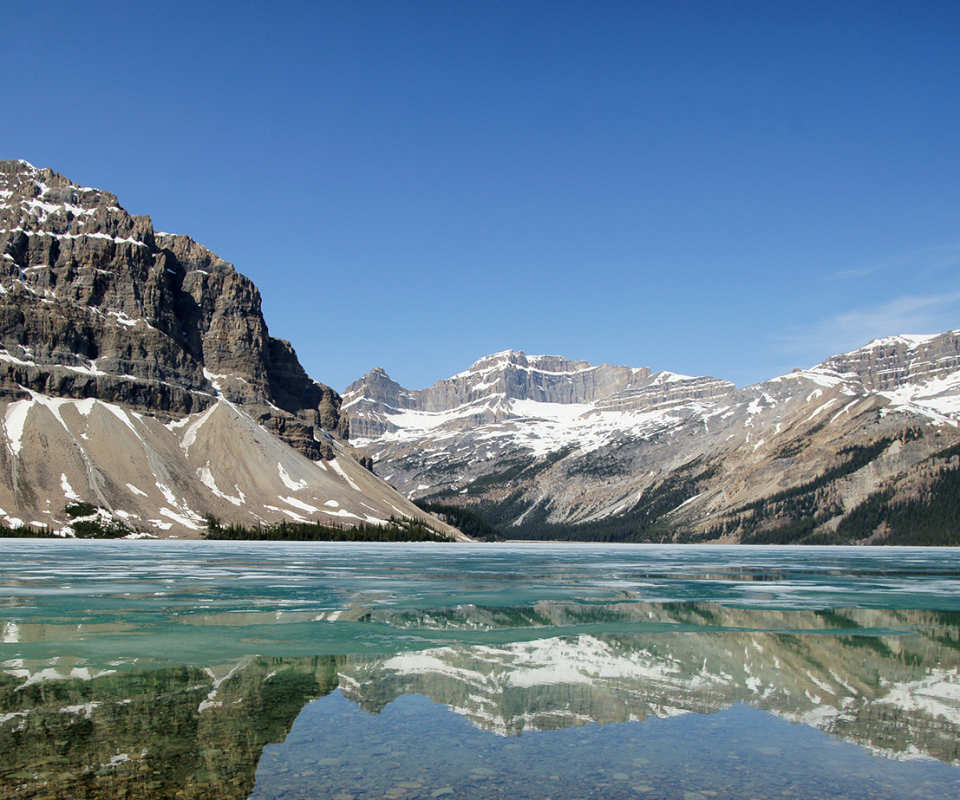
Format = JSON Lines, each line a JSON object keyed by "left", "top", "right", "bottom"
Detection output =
{"left": 2, "top": 542, "right": 960, "bottom": 799}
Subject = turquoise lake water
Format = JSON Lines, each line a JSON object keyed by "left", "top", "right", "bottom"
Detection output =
{"left": 2, "top": 542, "right": 960, "bottom": 799}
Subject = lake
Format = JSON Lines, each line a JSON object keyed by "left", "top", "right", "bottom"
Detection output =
{"left": 2, "top": 542, "right": 960, "bottom": 799}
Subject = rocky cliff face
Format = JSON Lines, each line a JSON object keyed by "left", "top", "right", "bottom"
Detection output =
{"left": 0, "top": 160, "right": 345, "bottom": 460}
{"left": 817, "top": 332, "right": 960, "bottom": 392}
{"left": 346, "top": 333, "right": 960, "bottom": 543}
{"left": 0, "top": 161, "right": 459, "bottom": 538}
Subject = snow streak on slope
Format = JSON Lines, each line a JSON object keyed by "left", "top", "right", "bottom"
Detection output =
{"left": 880, "top": 372, "right": 960, "bottom": 422}
{"left": 362, "top": 396, "right": 713, "bottom": 459}
{"left": 0, "top": 393, "right": 465, "bottom": 538}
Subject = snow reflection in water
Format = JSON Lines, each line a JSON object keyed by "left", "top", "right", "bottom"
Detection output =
{"left": 1, "top": 542, "right": 960, "bottom": 799}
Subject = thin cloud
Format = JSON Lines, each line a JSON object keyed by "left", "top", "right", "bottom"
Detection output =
{"left": 775, "top": 291, "right": 960, "bottom": 368}
{"left": 830, "top": 266, "right": 875, "bottom": 280}
{"left": 827, "top": 244, "right": 960, "bottom": 282}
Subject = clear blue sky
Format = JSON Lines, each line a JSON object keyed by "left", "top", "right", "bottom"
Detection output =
{"left": 5, "top": 1, "right": 959, "bottom": 391}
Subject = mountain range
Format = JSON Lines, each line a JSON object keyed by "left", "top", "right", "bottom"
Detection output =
{"left": 4, "top": 159, "right": 959, "bottom": 544}
{"left": 0, "top": 160, "right": 462, "bottom": 539}
{"left": 345, "top": 334, "right": 960, "bottom": 544}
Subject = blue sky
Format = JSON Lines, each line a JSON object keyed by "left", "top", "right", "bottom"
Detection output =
{"left": 5, "top": 1, "right": 959, "bottom": 391}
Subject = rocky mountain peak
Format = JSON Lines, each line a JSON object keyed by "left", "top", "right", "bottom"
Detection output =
{"left": 456, "top": 349, "right": 601, "bottom": 379}
{"left": 346, "top": 330, "right": 960, "bottom": 544}
{"left": 345, "top": 350, "right": 733, "bottom": 443}
{"left": 0, "top": 160, "right": 346, "bottom": 459}
{"left": 813, "top": 329, "right": 960, "bottom": 392}
{"left": 343, "top": 368, "right": 411, "bottom": 417}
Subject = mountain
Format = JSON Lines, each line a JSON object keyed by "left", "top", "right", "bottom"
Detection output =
{"left": 0, "top": 160, "right": 462, "bottom": 539}
{"left": 345, "top": 335, "right": 960, "bottom": 544}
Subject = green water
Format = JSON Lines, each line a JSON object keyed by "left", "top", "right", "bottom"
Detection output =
{"left": 2, "top": 542, "right": 960, "bottom": 799}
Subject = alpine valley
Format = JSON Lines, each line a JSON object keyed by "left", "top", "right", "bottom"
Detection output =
{"left": 345, "top": 335, "right": 960, "bottom": 545}
{"left": 0, "top": 160, "right": 463, "bottom": 540}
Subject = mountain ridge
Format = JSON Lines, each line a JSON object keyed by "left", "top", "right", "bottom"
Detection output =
{"left": 346, "top": 331, "right": 960, "bottom": 543}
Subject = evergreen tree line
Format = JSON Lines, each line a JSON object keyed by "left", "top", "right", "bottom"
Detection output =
{"left": 702, "top": 434, "right": 960, "bottom": 546}
{"left": 412, "top": 500, "right": 504, "bottom": 541}
{"left": 0, "top": 503, "right": 449, "bottom": 542}
{"left": 835, "top": 456, "right": 960, "bottom": 546}
{"left": 700, "top": 438, "right": 898, "bottom": 545}
{"left": 742, "top": 438, "right": 896, "bottom": 513}
{"left": 203, "top": 515, "right": 449, "bottom": 542}
{"left": 0, "top": 522, "right": 59, "bottom": 538}
{"left": 0, "top": 513, "right": 131, "bottom": 539}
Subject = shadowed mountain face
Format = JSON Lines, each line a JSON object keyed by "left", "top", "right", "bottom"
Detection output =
{"left": 3, "top": 605, "right": 959, "bottom": 799}
{"left": 345, "top": 336, "right": 960, "bottom": 543}
{"left": 0, "top": 161, "right": 459, "bottom": 538}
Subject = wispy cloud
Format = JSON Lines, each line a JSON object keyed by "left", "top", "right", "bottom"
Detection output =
{"left": 775, "top": 291, "right": 960, "bottom": 368}
{"left": 827, "top": 243, "right": 960, "bottom": 282}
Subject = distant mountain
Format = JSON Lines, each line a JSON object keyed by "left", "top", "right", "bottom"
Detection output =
{"left": 0, "top": 160, "right": 462, "bottom": 539}
{"left": 345, "top": 334, "right": 960, "bottom": 544}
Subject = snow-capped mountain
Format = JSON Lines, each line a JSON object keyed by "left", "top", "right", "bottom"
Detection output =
{"left": 345, "top": 333, "right": 960, "bottom": 543}
{"left": 0, "top": 160, "right": 460, "bottom": 538}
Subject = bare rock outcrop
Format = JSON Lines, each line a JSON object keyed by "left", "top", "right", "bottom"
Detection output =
{"left": 818, "top": 332, "right": 960, "bottom": 391}
{"left": 0, "top": 160, "right": 344, "bottom": 460}
{"left": 0, "top": 161, "right": 467, "bottom": 539}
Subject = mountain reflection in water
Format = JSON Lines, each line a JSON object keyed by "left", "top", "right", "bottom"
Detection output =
{"left": 3, "top": 603, "right": 960, "bottom": 799}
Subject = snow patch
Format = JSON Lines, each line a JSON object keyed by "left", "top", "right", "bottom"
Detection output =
{"left": 3, "top": 399, "right": 32, "bottom": 456}
{"left": 278, "top": 462, "right": 308, "bottom": 491}
{"left": 60, "top": 474, "right": 80, "bottom": 501}
{"left": 158, "top": 508, "right": 201, "bottom": 530}
{"left": 199, "top": 465, "right": 244, "bottom": 506}
{"left": 281, "top": 496, "right": 320, "bottom": 513}
{"left": 330, "top": 458, "right": 362, "bottom": 492}
{"left": 2, "top": 623, "right": 19, "bottom": 644}
{"left": 179, "top": 403, "right": 220, "bottom": 452}
{"left": 60, "top": 702, "right": 101, "bottom": 718}
{"left": 874, "top": 669, "right": 960, "bottom": 724}
{"left": 102, "top": 403, "right": 145, "bottom": 440}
